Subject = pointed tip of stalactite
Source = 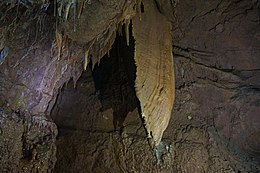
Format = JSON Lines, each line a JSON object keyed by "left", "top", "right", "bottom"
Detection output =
{"left": 92, "top": 60, "right": 95, "bottom": 71}
{"left": 118, "top": 25, "right": 123, "bottom": 36}
{"left": 73, "top": 80, "right": 77, "bottom": 88}
{"left": 107, "top": 50, "right": 110, "bottom": 57}
{"left": 148, "top": 137, "right": 155, "bottom": 148}
{"left": 64, "top": 3, "right": 72, "bottom": 21}
{"left": 84, "top": 49, "right": 89, "bottom": 71}
{"left": 73, "top": 75, "right": 79, "bottom": 89}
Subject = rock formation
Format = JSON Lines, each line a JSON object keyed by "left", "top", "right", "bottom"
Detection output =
{"left": 0, "top": 0, "right": 259, "bottom": 172}
{"left": 132, "top": 0, "right": 175, "bottom": 146}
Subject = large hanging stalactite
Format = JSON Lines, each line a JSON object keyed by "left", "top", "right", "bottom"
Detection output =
{"left": 132, "top": 0, "right": 175, "bottom": 146}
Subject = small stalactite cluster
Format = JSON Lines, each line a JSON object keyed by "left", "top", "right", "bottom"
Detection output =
{"left": 55, "top": 0, "right": 141, "bottom": 67}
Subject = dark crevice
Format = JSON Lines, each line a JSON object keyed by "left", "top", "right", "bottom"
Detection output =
{"left": 141, "top": 2, "right": 145, "bottom": 13}
{"left": 50, "top": 25, "right": 145, "bottom": 172}
{"left": 92, "top": 27, "right": 140, "bottom": 132}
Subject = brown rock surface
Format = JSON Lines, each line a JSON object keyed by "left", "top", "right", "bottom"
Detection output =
{"left": 0, "top": 0, "right": 259, "bottom": 172}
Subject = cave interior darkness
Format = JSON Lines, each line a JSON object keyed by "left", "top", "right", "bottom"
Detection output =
{"left": 51, "top": 25, "right": 139, "bottom": 133}
{"left": 50, "top": 28, "right": 148, "bottom": 171}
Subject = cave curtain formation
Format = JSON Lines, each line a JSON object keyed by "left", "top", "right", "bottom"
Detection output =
{"left": 132, "top": 0, "right": 175, "bottom": 146}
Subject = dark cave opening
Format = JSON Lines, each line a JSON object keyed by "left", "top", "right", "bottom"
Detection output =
{"left": 50, "top": 28, "right": 145, "bottom": 172}
{"left": 92, "top": 24, "right": 140, "bottom": 133}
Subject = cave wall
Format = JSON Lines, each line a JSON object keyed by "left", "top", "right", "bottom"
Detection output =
{"left": 0, "top": 0, "right": 259, "bottom": 172}
{"left": 164, "top": 0, "right": 260, "bottom": 171}
{"left": 167, "top": 0, "right": 260, "bottom": 157}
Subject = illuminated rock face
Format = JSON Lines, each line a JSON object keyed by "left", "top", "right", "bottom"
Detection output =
{"left": 132, "top": 0, "right": 175, "bottom": 146}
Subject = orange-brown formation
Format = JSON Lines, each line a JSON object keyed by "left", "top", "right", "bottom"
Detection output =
{"left": 132, "top": 0, "right": 175, "bottom": 146}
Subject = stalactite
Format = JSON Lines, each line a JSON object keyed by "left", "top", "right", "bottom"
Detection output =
{"left": 84, "top": 49, "right": 89, "bottom": 70}
{"left": 64, "top": 2, "right": 71, "bottom": 21}
{"left": 132, "top": 0, "right": 175, "bottom": 146}
{"left": 124, "top": 18, "right": 130, "bottom": 46}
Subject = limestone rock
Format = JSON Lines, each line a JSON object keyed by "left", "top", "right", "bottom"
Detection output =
{"left": 132, "top": 0, "right": 175, "bottom": 146}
